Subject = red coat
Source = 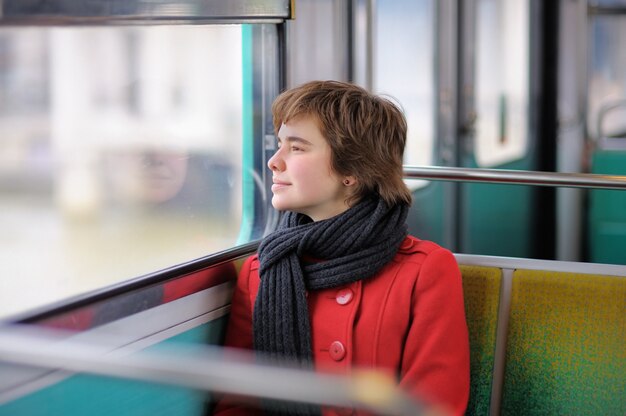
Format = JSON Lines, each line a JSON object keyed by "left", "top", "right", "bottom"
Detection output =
{"left": 215, "top": 235, "right": 470, "bottom": 415}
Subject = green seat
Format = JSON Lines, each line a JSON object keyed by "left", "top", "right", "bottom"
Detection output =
{"left": 501, "top": 269, "right": 626, "bottom": 415}
{"left": 460, "top": 265, "right": 502, "bottom": 416}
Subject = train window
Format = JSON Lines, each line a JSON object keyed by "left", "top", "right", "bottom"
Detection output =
{"left": 588, "top": 15, "right": 626, "bottom": 145}
{"left": 474, "top": 0, "right": 530, "bottom": 167}
{"left": 0, "top": 25, "right": 255, "bottom": 319}
{"left": 374, "top": 0, "right": 435, "bottom": 187}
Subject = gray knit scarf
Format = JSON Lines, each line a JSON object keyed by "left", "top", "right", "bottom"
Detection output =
{"left": 252, "top": 196, "right": 408, "bottom": 414}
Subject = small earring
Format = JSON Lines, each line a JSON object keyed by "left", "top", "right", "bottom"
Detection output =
{"left": 343, "top": 179, "right": 351, "bottom": 186}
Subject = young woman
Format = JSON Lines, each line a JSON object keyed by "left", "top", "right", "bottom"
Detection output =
{"left": 215, "top": 80, "right": 469, "bottom": 415}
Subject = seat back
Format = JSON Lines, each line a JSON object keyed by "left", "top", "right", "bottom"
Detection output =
{"left": 457, "top": 254, "right": 626, "bottom": 416}
{"left": 501, "top": 269, "right": 626, "bottom": 415}
{"left": 460, "top": 265, "right": 503, "bottom": 416}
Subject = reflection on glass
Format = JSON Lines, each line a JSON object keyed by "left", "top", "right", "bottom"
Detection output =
{"left": 40, "top": 261, "right": 237, "bottom": 331}
{"left": 0, "top": 26, "right": 244, "bottom": 318}
{"left": 107, "top": 149, "right": 190, "bottom": 204}
{"left": 475, "top": 0, "right": 529, "bottom": 167}
{"left": 374, "top": 0, "right": 434, "bottom": 188}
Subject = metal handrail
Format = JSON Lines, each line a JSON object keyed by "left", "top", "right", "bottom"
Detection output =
{"left": 0, "top": 327, "right": 428, "bottom": 415}
{"left": 0, "top": 0, "right": 292, "bottom": 25}
{"left": 403, "top": 165, "right": 626, "bottom": 190}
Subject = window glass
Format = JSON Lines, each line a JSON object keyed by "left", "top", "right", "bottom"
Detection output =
{"left": 374, "top": 0, "right": 435, "bottom": 187}
{"left": 0, "top": 26, "right": 244, "bottom": 319}
{"left": 475, "top": 0, "right": 529, "bottom": 166}
{"left": 588, "top": 16, "right": 626, "bottom": 143}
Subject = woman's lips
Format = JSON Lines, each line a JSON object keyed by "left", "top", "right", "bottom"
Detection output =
{"left": 271, "top": 179, "right": 290, "bottom": 192}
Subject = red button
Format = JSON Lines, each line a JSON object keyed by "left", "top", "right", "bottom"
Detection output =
{"left": 329, "top": 341, "right": 346, "bottom": 361}
{"left": 335, "top": 288, "right": 353, "bottom": 305}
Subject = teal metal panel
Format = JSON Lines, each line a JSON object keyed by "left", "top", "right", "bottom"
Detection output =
{"left": 589, "top": 150, "right": 626, "bottom": 265}
{"left": 408, "top": 182, "right": 452, "bottom": 248}
{"left": 237, "top": 24, "right": 256, "bottom": 244}
{"left": 461, "top": 158, "right": 535, "bottom": 257}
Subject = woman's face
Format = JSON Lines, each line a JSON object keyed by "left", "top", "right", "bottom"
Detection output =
{"left": 267, "top": 116, "right": 352, "bottom": 221}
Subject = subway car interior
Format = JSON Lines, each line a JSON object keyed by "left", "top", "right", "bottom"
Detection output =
{"left": 0, "top": 1, "right": 625, "bottom": 415}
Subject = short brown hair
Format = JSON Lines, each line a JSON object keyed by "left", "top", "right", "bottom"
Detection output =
{"left": 272, "top": 80, "right": 411, "bottom": 207}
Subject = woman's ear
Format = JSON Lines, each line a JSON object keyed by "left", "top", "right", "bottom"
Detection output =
{"left": 343, "top": 176, "right": 357, "bottom": 187}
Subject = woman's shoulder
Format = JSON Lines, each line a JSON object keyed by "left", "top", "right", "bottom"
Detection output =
{"left": 244, "top": 254, "right": 260, "bottom": 271}
{"left": 397, "top": 235, "right": 452, "bottom": 256}
{"left": 236, "top": 254, "right": 262, "bottom": 294}
{"left": 393, "top": 236, "right": 460, "bottom": 281}
{"left": 236, "top": 254, "right": 260, "bottom": 281}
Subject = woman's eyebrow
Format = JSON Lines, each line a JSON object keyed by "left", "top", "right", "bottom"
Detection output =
{"left": 278, "top": 136, "right": 313, "bottom": 146}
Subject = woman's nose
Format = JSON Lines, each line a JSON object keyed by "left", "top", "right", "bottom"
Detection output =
{"left": 267, "top": 149, "right": 284, "bottom": 172}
